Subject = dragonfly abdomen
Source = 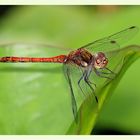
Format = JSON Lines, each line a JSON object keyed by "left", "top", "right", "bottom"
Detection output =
{"left": 0, "top": 55, "right": 67, "bottom": 63}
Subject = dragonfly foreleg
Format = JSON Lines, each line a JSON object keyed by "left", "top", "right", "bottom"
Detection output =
{"left": 94, "top": 68, "right": 113, "bottom": 80}
{"left": 103, "top": 67, "right": 116, "bottom": 75}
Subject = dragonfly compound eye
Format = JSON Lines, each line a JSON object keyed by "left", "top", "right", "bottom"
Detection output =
{"left": 96, "top": 59, "right": 101, "bottom": 64}
{"left": 103, "top": 58, "right": 108, "bottom": 64}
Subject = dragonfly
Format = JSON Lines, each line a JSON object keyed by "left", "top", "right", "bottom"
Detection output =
{"left": 0, "top": 26, "right": 138, "bottom": 122}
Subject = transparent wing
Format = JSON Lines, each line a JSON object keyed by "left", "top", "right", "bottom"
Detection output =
{"left": 0, "top": 42, "right": 70, "bottom": 58}
{"left": 63, "top": 61, "right": 103, "bottom": 122}
{"left": 63, "top": 63, "right": 78, "bottom": 122}
{"left": 80, "top": 26, "right": 139, "bottom": 53}
{"left": 63, "top": 62, "right": 94, "bottom": 122}
{"left": 0, "top": 41, "right": 71, "bottom": 51}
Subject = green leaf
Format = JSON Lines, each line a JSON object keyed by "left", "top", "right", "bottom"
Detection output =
{"left": 0, "top": 44, "right": 139, "bottom": 135}
{"left": 67, "top": 45, "right": 140, "bottom": 134}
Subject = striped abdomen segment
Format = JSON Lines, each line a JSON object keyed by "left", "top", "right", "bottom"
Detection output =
{"left": 0, "top": 55, "right": 67, "bottom": 63}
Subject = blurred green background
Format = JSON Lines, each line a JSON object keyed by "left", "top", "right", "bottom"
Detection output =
{"left": 0, "top": 5, "right": 139, "bottom": 134}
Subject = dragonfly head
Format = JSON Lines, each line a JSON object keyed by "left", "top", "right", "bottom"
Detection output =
{"left": 94, "top": 52, "right": 108, "bottom": 69}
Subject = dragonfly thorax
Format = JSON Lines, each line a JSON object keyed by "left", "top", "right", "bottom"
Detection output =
{"left": 67, "top": 49, "right": 93, "bottom": 67}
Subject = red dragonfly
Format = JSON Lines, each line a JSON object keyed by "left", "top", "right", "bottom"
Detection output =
{"left": 0, "top": 26, "right": 138, "bottom": 121}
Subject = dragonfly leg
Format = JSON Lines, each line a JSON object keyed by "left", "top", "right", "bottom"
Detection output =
{"left": 84, "top": 69, "right": 98, "bottom": 103}
{"left": 85, "top": 66, "right": 96, "bottom": 87}
{"left": 85, "top": 78, "right": 96, "bottom": 88}
{"left": 84, "top": 78, "right": 98, "bottom": 103}
{"left": 78, "top": 71, "right": 87, "bottom": 97}
{"left": 94, "top": 68, "right": 113, "bottom": 80}
{"left": 103, "top": 67, "right": 116, "bottom": 75}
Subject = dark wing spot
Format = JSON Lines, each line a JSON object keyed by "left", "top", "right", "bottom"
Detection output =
{"left": 129, "top": 26, "right": 136, "bottom": 29}
{"left": 110, "top": 40, "right": 116, "bottom": 44}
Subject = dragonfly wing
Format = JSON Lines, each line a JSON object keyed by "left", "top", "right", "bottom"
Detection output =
{"left": 63, "top": 62, "right": 92, "bottom": 122}
{"left": 63, "top": 63, "right": 78, "bottom": 122}
{"left": 80, "top": 26, "right": 139, "bottom": 53}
